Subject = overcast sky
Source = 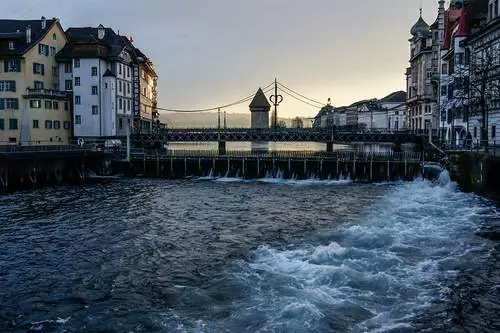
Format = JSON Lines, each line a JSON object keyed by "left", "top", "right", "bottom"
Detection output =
{"left": 5, "top": 0, "right": 440, "bottom": 118}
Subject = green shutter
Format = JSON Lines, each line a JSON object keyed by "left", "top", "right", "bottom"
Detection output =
{"left": 13, "top": 99, "right": 18, "bottom": 110}
{"left": 0, "top": 119, "right": 4, "bottom": 130}
{"left": 0, "top": 99, "right": 4, "bottom": 110}
{"left": 33, "top": 63, "right": 36, "bottom": 74}
{"left": 3, "top": 61, "right": 7, "bottom": 72}
{"left": 41, "top": 64, "right": 45, "bottom": 76}
{"left": 15, "top": 59, "right": 21, "bottom": 72}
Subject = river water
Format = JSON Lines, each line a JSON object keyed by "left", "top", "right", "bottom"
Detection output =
{"left": 0, "top": 176, "right": 499, "bottom": 332}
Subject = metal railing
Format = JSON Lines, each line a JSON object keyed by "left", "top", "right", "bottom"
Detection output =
{"left": 443, "top": 139, "right": 500, "bottom": 157}
{"left": 131, "top": 150, "right": 422, "bottom": 161}
{"left": 24, "top": 88, "right": 67, "bottom": 98}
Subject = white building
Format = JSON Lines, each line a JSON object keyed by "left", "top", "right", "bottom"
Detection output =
{"left": 56, "top": 25, "right": 138, "bottom": 139}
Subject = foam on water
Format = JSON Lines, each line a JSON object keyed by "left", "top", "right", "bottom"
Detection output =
{"left": 186, "top": 177, "right": 486, "bottom": 332}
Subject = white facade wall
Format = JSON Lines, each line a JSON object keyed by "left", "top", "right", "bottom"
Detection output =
{"left": 72, "top": 58, "right": 101, "bottom": 137}
{"left": 115, "top": 61, "right": 133, "bottom": 135}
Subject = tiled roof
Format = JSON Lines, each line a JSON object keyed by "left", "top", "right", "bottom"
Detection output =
{"left": 0, "top": 18, "right": 58, "bottom": 56}
{"left": 249, "top": 88, "right": 271, "bottom": 110}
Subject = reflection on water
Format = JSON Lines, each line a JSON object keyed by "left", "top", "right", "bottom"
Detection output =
{"left": 167, "top": 142, "right": 415, "bottom": 152}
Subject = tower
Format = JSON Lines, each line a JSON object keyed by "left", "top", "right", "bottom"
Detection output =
{"left": 249, "top": 88, "right": 271, "bottom": 129}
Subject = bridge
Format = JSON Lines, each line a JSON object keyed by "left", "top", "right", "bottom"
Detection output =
{"left": 133, "top": 128, "right": 423, "bottom": 144}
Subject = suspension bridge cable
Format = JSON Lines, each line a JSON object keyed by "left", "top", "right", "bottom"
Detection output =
{"left": 277, "top": 86, "right": 323, "bottom": 109}
{"left": 276, "top": 81, "right": 325, "bottom": 106}
{"left": 156, "top": 82, "right": 274, "bottom": 113}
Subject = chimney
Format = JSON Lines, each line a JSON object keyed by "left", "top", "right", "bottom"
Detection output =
{"left": 41, "top": 16, "right": 46, "bottom": 30}
{"left": 26, "top": 25, "right": 31, "bottom": 43}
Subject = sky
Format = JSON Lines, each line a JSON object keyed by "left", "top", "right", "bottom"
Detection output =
{"left": 4, "top": 0, "right": 441, "bottom": 119}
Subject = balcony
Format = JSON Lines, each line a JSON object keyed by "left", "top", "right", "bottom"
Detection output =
{"left": 406, "top": 93, "right": 436, "bottom": 104}
{"left": 24, "top": 88, "right": 68, "bottom": 100}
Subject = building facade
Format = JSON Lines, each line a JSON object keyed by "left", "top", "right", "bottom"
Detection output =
{"left": 0, "top": 17, "right": 71, "bottom": 145}
{"left": 56, "top": 25, "right": 152, "bottom": 139}
{"left": 135, "top": 48, "right": 158, "bottom": 132}
{"left": 406, "top": 4, "right": 443, "bottom": 133}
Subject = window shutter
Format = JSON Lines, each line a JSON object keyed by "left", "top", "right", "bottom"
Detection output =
{"left": 13, "top": 99, "right": 18, "bottom": 110}
{"left": 11, "top": 81, "right": 16, "bottom": 92}
{"left": 15, "top": 59, "right": 21, "bottom": 72}
{"left": 33, "top": 63, "right": 36, "bottom": 74}
{"left": 41, "top": 64, "right": 45, "bottom": 76}
{"left": 0, "top": 99, "right": 4, "bottom": 110}
{"left": 3, "top": 61, "right": 7, "bottom": 73}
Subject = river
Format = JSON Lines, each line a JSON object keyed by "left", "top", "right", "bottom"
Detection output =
{"left": 0, "top": 175, "right": 499, "bottom": 332}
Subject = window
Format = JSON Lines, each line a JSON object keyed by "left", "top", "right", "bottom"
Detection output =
{"left": 75, "top": 96, "right": 81, "bottom": 105}
{"left": 65, "top": 80, "right": 72, "bottom": 90}
{"left": 64, "top": 63, "right": 72, "bottom": 73}
{"left": 119, "top": 81, "right": 122, "bottom": 93}
{"left": 127, "top": 83, "right": 130, "bottom": 94}
{"left": 32, "top": 120, "right": 39, "bottom": 128}
{"left": 29, "top": 100, "right": 41, "bottom": 108}
{"left": 91, "top": 67, "right": 98, "bottom": 76}
{"left": 442, "top": 63, "right": 448, "bottom": 75}
{"left": 52, "top": 66, "right": 57, "bottom": 77}
{"left": 45, "top": 100, "right": 52, "bottom": 109}
{"left": 0, "top": 80, "right": 16, "bottom": 92}
{"left": 456, "top": 53, "right": 464, "bottom": 65}
{"left": 64, "top": 102, "right": 68, "bottom": 111}
{"left": 492, "top": 125, "right": 497, "bottom": 138}
{"left": 105, "top": 83, "right": 108, "bottom": 89}
{"left": 4, "top": 59, "right": 21, "bottom": 72}
{"left": 74, "top": 77, "right": 80, "bottom": 86}
{"left": 0, "top": 119, "right": 4, "bottom": 130}
{"left": 34, "top": 81, "right": 44, "bottom": 90}
{"left": 127, "top": 99, "right": 131, "bottom": 111}
{"left": 8, "top": 118, "right": 17, "bottom": 130}
{"left": 63, "top": 121, "right": 70, "bottom": 129}
{"left": 119, "top": 63, "right": 122, "bottom": 75}
{"left": 474, "top": 127, "right": 477, "bottom": 138}
{"left": 53, "top": 101, "right": 59, "bottom": 110}
{"left": 38, "top": 44, "right": 49, "bottom": 56}
{"left": 119, "top": 118, "right": 123, "bottom": 129}
{"left": 441, "top": 85, "right": 447, "bottom": 96}
{"left": 127, "top": 67, "right": 130, "bottom": 77}
{"left": 3, "top": 98, "right": 18, "bottom": 110}
{"left": 119, "top": 98, "right": 122, "bottom": 110}
{"left": 75, "top": 115, "right": 81, "bottom": 124}
{"left": 91, "top": 85, "right": 98, "bottom": 95}
{"left": 33, "top": 63, "right": 44, "bottom": 75}
{"left": 8, "top": 41, "right": 14, "bottom": 50}
{"left": 92, "top": 105, "right": 98, "bottom": 115}
{"left": 74, "top": 58, "right": 80, "bottom": 68}
{"left": 45, "top": 120, "right": 52, "bottom": 129}
{"left": 426, "top": 71, "right": 433, "bottom": 79}
{"left": 53, "top": 120, "right": 61, "bottom": 129}
{"left": 50, "top": 46, "right": 56, "bottom": 56}
{"left": 52, "top": 33, "right": 56, "bottom": 40}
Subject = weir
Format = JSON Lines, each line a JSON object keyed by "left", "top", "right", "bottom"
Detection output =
{"left": 120, "top": 151, "right": 423, "bottom": 182}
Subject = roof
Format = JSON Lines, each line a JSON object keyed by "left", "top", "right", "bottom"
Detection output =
{"left": 103, "top": 69, "right": 115, "bottom": 77}
{"left": 249, "top": 88, "right": 271, "bottom": 110}
{"left": 410, "top": 15, "right": 431, "bottom": 38}
{"left": 56, "top": 26, "right": 136, "bottom": 62}
{"left": 0, "top": 18, "right": 58, "bottom": 56}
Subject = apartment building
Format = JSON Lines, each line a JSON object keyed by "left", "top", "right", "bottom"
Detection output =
{"left": 0, "top": 17, "right": 71, "bottom": 145}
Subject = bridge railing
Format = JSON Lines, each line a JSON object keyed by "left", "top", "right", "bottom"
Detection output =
{"left": 134, "top": 150, "right": 422, "bottom": 161}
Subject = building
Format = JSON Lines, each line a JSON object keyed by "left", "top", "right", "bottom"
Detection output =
{"left": 0, "top": 17, "right": 71, "bottom": 145}
{"left": 439, "top": 0, "right": 488, "bottom": 145}
{"left": 462, "top": 0, "right": 499, "bottom": 146}
{"left": 313, "top": 91, "right": 406, "bottom": 130}
{"left": 135, "top": 48, "right": 158, "bottom": 132}
{"left": 56, "top": 25, "right": 142, "bottom": 139}
{"left": 406, "top": 4, "right": 443, "bottom": 133}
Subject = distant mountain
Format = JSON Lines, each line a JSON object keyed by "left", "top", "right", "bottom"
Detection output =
{"left": 160, "top": 112, "right": 309, "bottom": 128}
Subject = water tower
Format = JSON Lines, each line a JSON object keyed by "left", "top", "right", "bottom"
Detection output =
{"left": 249, "top": 88, "right": 271, "bottom": 128}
